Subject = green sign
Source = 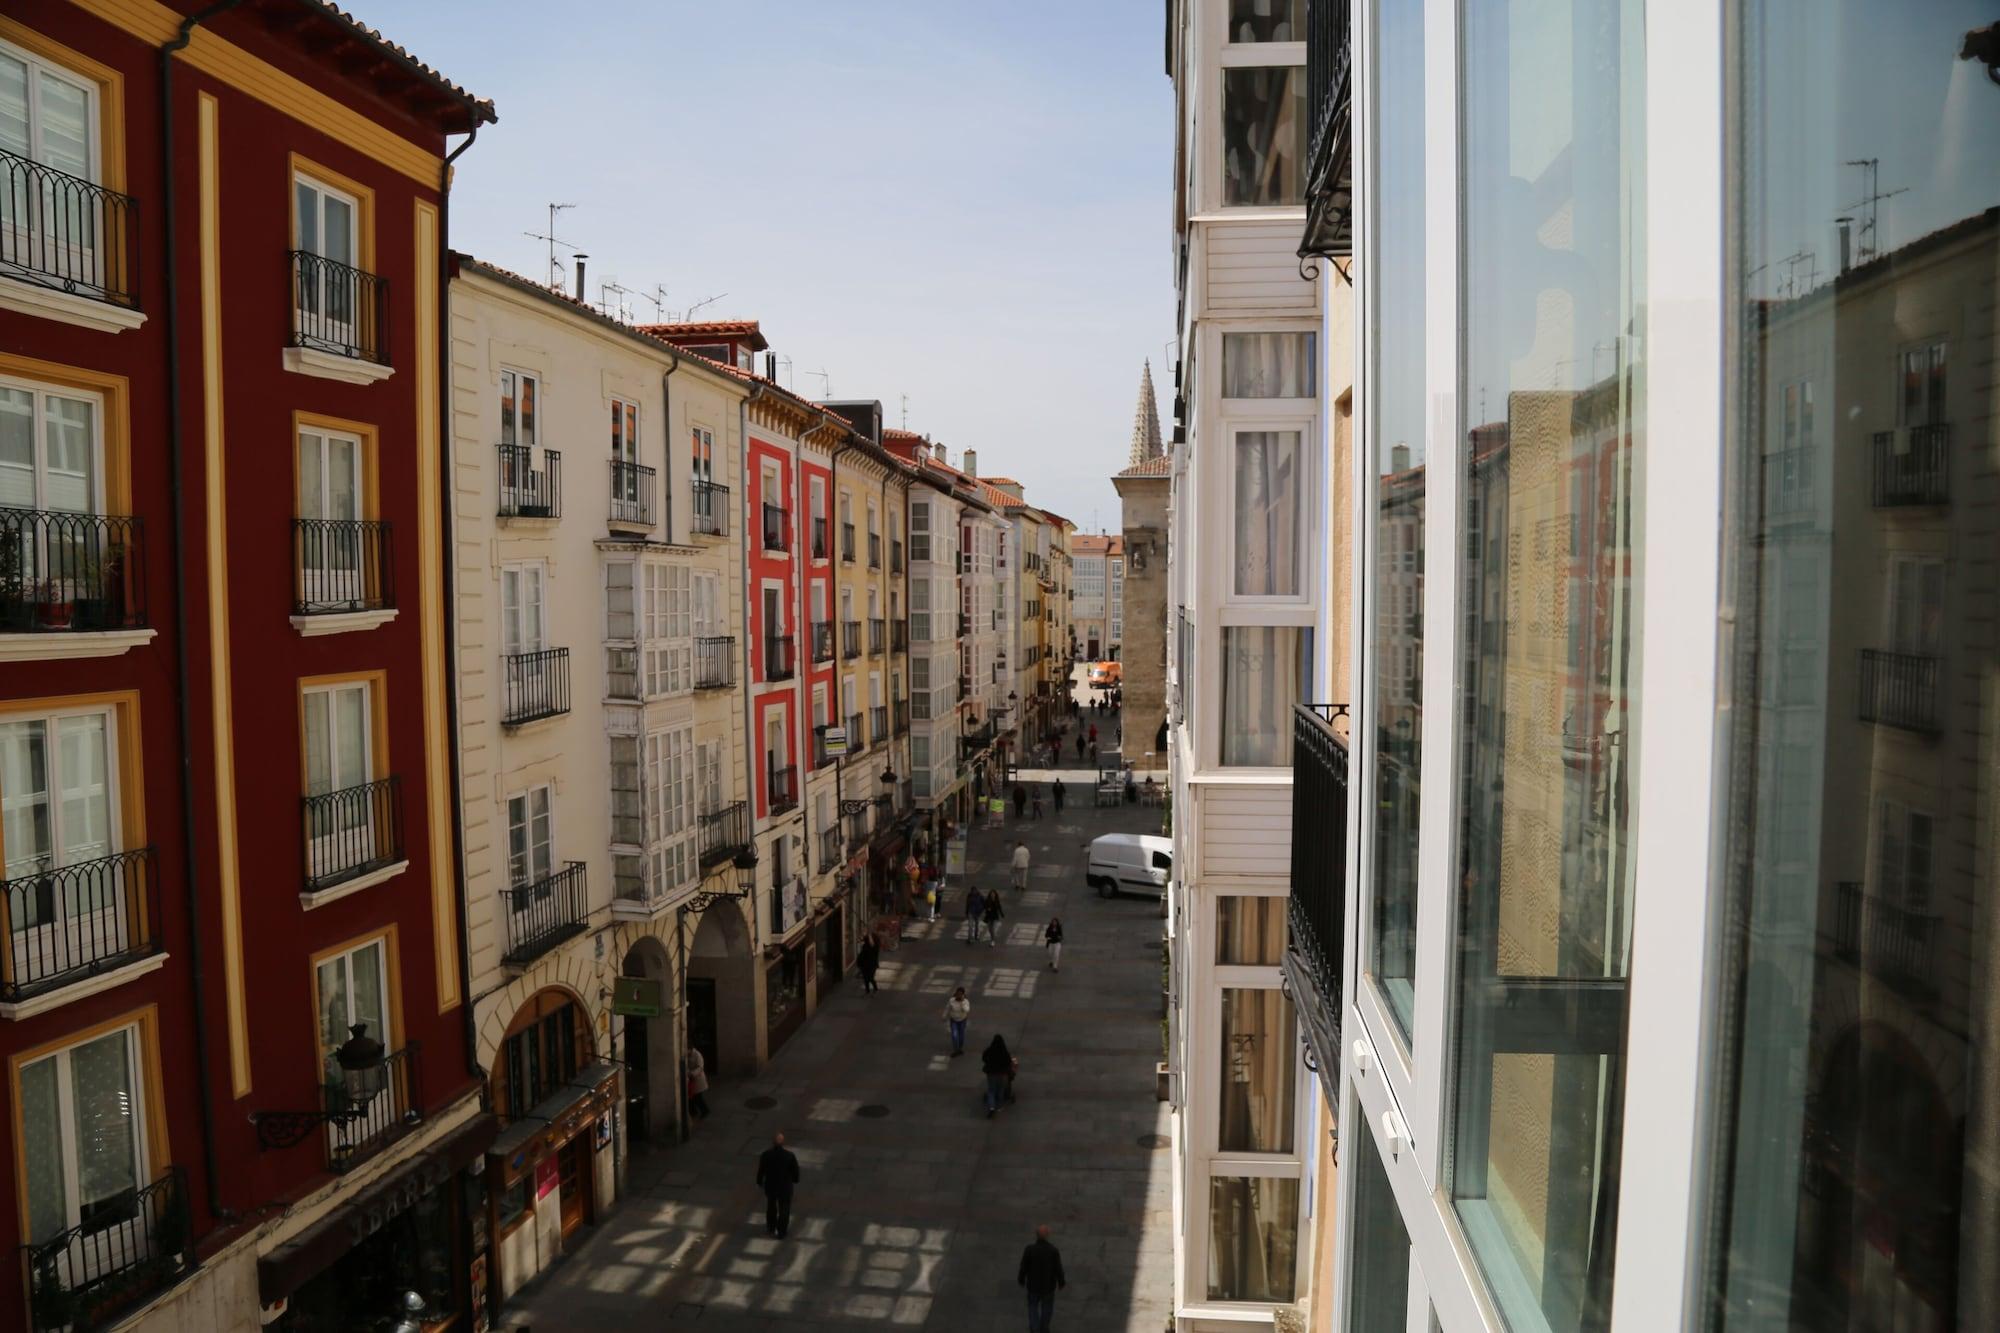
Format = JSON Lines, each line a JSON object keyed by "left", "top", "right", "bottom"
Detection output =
{"left": 612, "top": 976, "right": 663, "bottom": 1018}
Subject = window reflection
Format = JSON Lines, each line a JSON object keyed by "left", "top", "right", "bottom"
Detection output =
{"left": 1217, "top": 896, "right": 1287, "bottom": 965}
{"left": 1223, "top": 67, "right": 1304, "bottom": 206}
{"left": 1218, "top": 988, "right": 1296, "bottom": 1154}
{"left": 1208, "top": 1176, "right": 1299, "bottom": 1302}
{"left": 1347, "top": 1111, "right": 1411, "bottom": 1331}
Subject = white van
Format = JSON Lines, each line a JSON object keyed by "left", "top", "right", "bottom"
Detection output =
{"left": 1087, "top": 833, "right": 1173, "bottom": 898}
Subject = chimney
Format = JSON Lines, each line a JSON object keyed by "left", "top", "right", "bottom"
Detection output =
{"left": 933, "top": 442, "right": 946, "bottom": 464}
{"left": 1836, "top": 217, "right": 1853, "bottom": 274}
{"left": 765, "top": 352, "right": 777, "bottom": 380}
{"left": 963, "top": 449, "right": 978, "bottom": 478}
{"left": 1391, "top": 442, "right": 1411, "bottom": 474}
{"left": 573, "top": 254, "right": 588, "bottom": 301}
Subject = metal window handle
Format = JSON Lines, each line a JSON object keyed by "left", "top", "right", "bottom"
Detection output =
{"left": 1380, "top": 1108, "right": 1410, "bottom": 1162}
{"left": 1351, "top": 1038, "right": 1374, "bottom": 1079}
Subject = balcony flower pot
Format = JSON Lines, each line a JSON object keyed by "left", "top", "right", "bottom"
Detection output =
{"left": 33, "top": 582, "right": 74, "bottom": 629}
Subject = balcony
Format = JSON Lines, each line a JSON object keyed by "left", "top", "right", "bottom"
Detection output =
{"left": 868, "top": 532, "right": 881, "bottom": 568}
{"left": 692, "top": 479, "right": 729, "bottom": 536}
{"left": 0, "top": 508, "right": 148, "bottom": 647}
{"left": 1831, "top": 880, "right": 1939, "bottom": 1003}
{"left": 871, "top": 705, "right": 888, "bottom": 743}
{"left": 0, "top": 847, "right": 163, "bottom": 1009}
{"left": 847, "top": 712, "right": 866, "bottom": 752}
{"left": 818, "top": 823, "right": 843, "bottom": 874}
{"left": 319, "top": 1040, "right": 422, "bottom": 1174}
{"left": 768, "top": 763, "right": 799, "bottom": 814}
{"left": 303, "top": 776, "right": 404, "bottom": 892}
{"left": 291, "top": 519, "right": 393, "bottom": 617}
{"left": 1288, "top": 704, "right": 1350, "bottom": 1063}
{"left": 894, "top": 698, "right": 909, "bottom": 731}
{"left": 610, "top": 460, "right": 655, "bottom": 527}
{"left": 1762, "top": 446, "right": 1815, "bottom": 523}
{"left": 841, "top": 522, "right": 856, "bottom": 562}
{"left": 1870, "top": 425, "right": 1950, "bottom": 507}
{"left": 842, "top": 619, "right": 862, "bottom": 660}
{"left": 497, "top": 444, "right": 562, "bottom": 519}
{"left": 287, "top": 250, "right": 388, "bottom": 367}
{"left": 765, "top": 634, "right": 797, "bottom": 681}
{"left": 892, "top": 619, "right": 908, "bottom": 652}
{"left": 869, "top": 617, "right": 885, "bottom": 656}
{"left": 811, "top": 516, "right": 829, "bottom": 560}
{"left": 20, "top": 1166, "right": 192, "bottom": 1333}
{"left": 811, "top": 621, "right": 835, "bottom": 664}
{"left": 503, "top": 647, "right": 572, "bottom": 726}
{"left": 696, "top": 636, "right": 735, "bottom": 690}
{"left": 698, "top": 800, "right": 751, "bottom": 869}
{"left": 762, "top": 503, "right": 790, "bottom": 552}
{"left": 891, "top": 539, "right": 904, "bottom": 573}
{"left": 501, "top": 862, "right": 588, "bottom": 966}
{"left": 1857, "top": 648, "right": 1939, "bottom": 735}
{"left": 1298, "top": 0, "right": 1353, "bottom": 259}
{"left": 0, "top": 146, "right": 141, "bottom": 322}
{"left": 847, "top": 807, "right": 873, "bottom": 855}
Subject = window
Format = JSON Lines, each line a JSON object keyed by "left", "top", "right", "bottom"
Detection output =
{"left": 644, "top": 564, "right": 691, "bottom": 695}
{"left": 1216, "top": 897, "right": 1285, "bottom": 965}
{"left": 610, "top": 398, "right": 640, "bottom": 511}
{"left": 293, "top": 173, "right": 360, "bottom": 336}
{"left": 692, "top": 570, "right": 720, "bottom": 637}
{"left": 296, "top": 427, "right": 365, "bottom": 607}
{"left": 500, "top": 564, "right": 545, "bottom": 657}
{"left": 646, "top": 727, "right": 693, "bottom": 896}
{"left": 1897, "top": 340, "right": 1947, "bottom": 427}
{"left": 1222, "top": 66, "right": 1303, "bottom": 207}
{"left": 1218, "top": 987, "right": 1294, "bottom": 1154}
{"left": 315, "top": 936, "right": 389, "bottom": 1082}
{"left": 910, "top": 501, "right": 930, "bottom": 563}
{"left": 498, "top": 995, "right": 581, "bottom": 1121}
{"left": 303, "top": 680, "right": 371, "bottom": 800}
{"left": 1227, "top": 0, "right": 1301, "bottom": 42}
{"left": 1222, "top": 334, "right": 1315, "bottom": 398}
{"left": 609, "top": 735, "right": 640, "bottom": 847}
{"left": 1345, "top": 1111, "right": 1412, "bottom": 1330}
{"left": 0, "top": 38, "right": 96, "bottom": 184}
{"left": 0, "top": 375, "right": 100, "bottom": 519}
{"left": 505, "top": 787, "right": 552, "bottom": 889}
{"left": 1220, "top": 626, "right": 1309, "bottom": 765}
{"left": 1207, "top": 1177, "right": 1298, "bottom": 1302}
{"left": 20, "top": 1024, "right": 145, "bottom": 1248}
{"left": 698, "top": 740, "right": 722, "bottom": 817}
{"left": 1232, "top": 429, "right": 1303, "bottom": 597}
{"left": 2, "top": 705, "right": 123, "bottom": 982}
{"left": 499, "top": 369, "right": 539, "bottom": 450}
{"left": 690, "top": 425, "right": 714, "bottom": 485}
{"left": 1887, "top": 556, "right": 1943, "bottom": 656}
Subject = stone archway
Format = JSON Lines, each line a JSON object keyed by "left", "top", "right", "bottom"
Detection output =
{"left": 619, "top": 936, "right": 677, "bottom": 1145}
{"left": 687, "top": 902, "right": 760, "bottom": 1077}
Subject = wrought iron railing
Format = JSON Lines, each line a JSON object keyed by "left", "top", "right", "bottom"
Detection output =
{"left": 692, "top": 479, "right": 729, "bottom": 536}
{"left": 842, "top": 619, "right": 862, "bottom": 660}
{"left": 762, "top": 503, "right": 790, "bottom": 551}
{"left": 869, "top": 617, "right": 885, "bottom": 656}
{"left": 894, "top": 698, "right": 909, "bottom": 731}
{"left": 0, "top": 146, "right": 140, "bottom": 309}
{"left": 847, "top": 712, "right": 866, "bottom": 751}
{"left": 818, "top": 823, "right": 843, "bottom": 873}
{"left": 868, "top": 532, "right": 881, "bottom": 568}
{"left": 696, "top": 636, "right": 735, "bottom": 689}
{"left": 871, "top": 705, "right": 888, "bottom": 744}
{"left": 848, "top": 805, "right": 873, "bottom": 853}
{"left": 325, "top": 1041, "right": 422, "bottom": 1173}
{"left": 497, "top": 444, "right": 561, "bottom": 518}
{"left": 811, "top": 621, "right": 835, "bottom": 664}
{"left": 1289, "top": 704, "right": 1349, "bottom": 1027}
{"left": 0, "top": 507, "right": 147, "bottom": 633}
{"left": 610, "top": 460, "right": 655, "bottom": 526}
{"left": 502, "top": 862, "right": 588, "bottom": 965}
{"left": 765, "top": 634, "right": 796, "bottom": 681}
{"left": 1857, "top": 649, "right": 1939, "bottom": 734}
{"left": 303, "top": 776, "right": 403, "bottom": 890}
{"left": 0, "top": 846, "right": 162, "bottom": 1002}
{"left": 20, "top": 1166, "right": 190, "bottom": 1333}
{"left": 1870, "top": 425, "right": 1950, "bottom": 507}
{"left": 841, "top": 522, "right": 856, "bottom": 562}
{"left": 288, "top": 250, "right": 388, "bottom": 363}
{"left": 812, "top": 516, "right": 829, "bottom": 560}
{"left": 768, "top": 763, "right": 799, "bottom": 813}
{"left": 892, "top": 618, "right": 909, "bottom": 652}
{"left": 1762, "top": 446, "right": 1815, "bottom": 521}
{"left": 291, "top": 518, "right": 392, "bottom": 615}
{"left": 698, "top": 801, "right": 750, "bottom": 868}
{"left": 503, "top": 647, "right": 571, "bottom": 725}
{"left": 1831, "top": 880, "right": 1939, "bottom": 1002}
{"left": 891, "top": 539, "right": 904, "bottom": 573}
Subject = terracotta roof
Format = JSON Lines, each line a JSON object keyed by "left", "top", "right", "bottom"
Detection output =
{"left": 636, "top": 319, "right": 769, "bottom": 352}
{"left": 292, "top": 2, "right": 496, "bottom": 128}
{"left": 982, "top": 476, "right": 1021, "bottom": 486}
{"left": 1037, "top": 508, "right": 1075, "bottom": 530}
{"left": 1071, "top": 534, "right": 1116, "bottom": 555}
{"left": 1115, "top": 455, "right": 1173, "bottom": 478}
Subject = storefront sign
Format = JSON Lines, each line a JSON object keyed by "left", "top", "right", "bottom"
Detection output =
{"left": 823, "top": 725, "right": 849, "bottom": 756}
{"left": 611, "top": 976, "right": 663, "bottom": 1018}
{"left": 946, "top": 835, "right": 967, "bottom": 878}
{"left": 535, "top": 1156, "right": 559, "bottom": 1201}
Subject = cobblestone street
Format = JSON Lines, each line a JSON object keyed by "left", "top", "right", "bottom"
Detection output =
{"left": 505, "top": 709, "right": 1173, "bottom": 1331}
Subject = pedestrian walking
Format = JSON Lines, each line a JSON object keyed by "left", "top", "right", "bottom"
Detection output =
{"left": 1088, "top": 722, "right": 1098, "bottom": 748}
{"left": 983, "top": 889, "right": 1005, "bottom": 946}
{"left": 965, "top": 885, "right": 986, "bottom": 944}
{"left": 1010, "top": 840, "right": 1031, "bottom": 892}
{"left": 1044, "top": 917, "right": 1064, "bottom": 971}
{"left": 1018, "top": 1224, "right": 1067, "bottom": 1333}
{"left": 1031, "top": 788, "right": 1045, "bottom": 819}
{"left": 1075, "top": 732, "right": 1086, "bottom": 760}
{"left": 981, "top": 1034, "right": 1016, "bottom": 1117}
{"left": 857, "top": 933, "right": 880, "bottom": 994}
{"left": 943, "top": 986, "right": 971, "bottom": 1056}
{"left": 685, "top": 1047, "right": 710, "bottom": 1120}
{"left": 1012, "top": 782, "right": 1028, "bottom": 819}
{"left": 1052, "top": 778, "right": 1066, "bottom": 814}
{"left": 755, "top": 1132, "right": 801, "bottom": 1238}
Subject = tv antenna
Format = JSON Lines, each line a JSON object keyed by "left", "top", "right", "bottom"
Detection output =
{"left": 599, "top": 280, "right": 634, "bottom": 322}
{"left": 805, "top": 369, "right": 832, "bottom": 398}
{"left": 1842, "top": 159, "right": 1907, "bottom": 265}
{"left": 777, "top": 356, "right": 794, "bottom": 389}
{"left": 900, "top": 394, "right": 909, "bottom": 430}
{"left": 635, "top": 284, "right": 670, "bottom": 322}
{"left": 681, "top": 292, "right": 728, "bottom": 320}
{"left": 524, "top": 202, "right": 578, "bottom": 289}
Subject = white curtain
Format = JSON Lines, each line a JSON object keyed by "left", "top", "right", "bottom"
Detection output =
{"left": 1234, "top": 431, "right": 1302, "bottom": 596}
{"left": 1222, "top": 626, "right": 1306, "bottom": 766}
{"left": 1223, "top": 333, "right": 1315, "bottom": 398}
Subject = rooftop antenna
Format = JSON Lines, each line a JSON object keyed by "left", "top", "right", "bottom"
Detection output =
{"left": 900, "top": 394, "right": 909, "bottom": 431}
{"left": 806, "top": 368, "right": 832, "bottom": 398}
{"left": 777, "top": 355, "right": 794, "bottom": 389}
{"left": 523, "top": 202, "right": 577, "bottom": 289}
{"left": 683, "top": 291, "right": 728, "bottom": 319}
{"left": 1842, "top": 159, "right": 1907, "bottom": 265}
{"left": 599, "top": 279, "right": 634, "bottom": 321}
{"left": 636, "top": 284, "right": 669, "bottom": 322}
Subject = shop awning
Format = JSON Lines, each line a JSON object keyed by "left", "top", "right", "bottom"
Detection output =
{"left": 487, "top": 1061, "right": 621, "bottom": 1167}
{"left": 257, "top": 1111, "right": 499, "bottom": 1306}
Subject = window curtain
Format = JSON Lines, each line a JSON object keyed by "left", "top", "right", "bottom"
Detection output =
{"left": 1222, "top": 66, "right": 1303, "bottom": 206}
{"left": 1222, "top": 626, "right": 1308, "bottom": 766}
{"left": 1234, "top": 431, "right": 1301, "bottom": 596}
{"left": 1223, "top": 334, "right": 1315, "bottom": 398}
{"left": 1218, "top": 988, "right": 1297, "bottom": 1153}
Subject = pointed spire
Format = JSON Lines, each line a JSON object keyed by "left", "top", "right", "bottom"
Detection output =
{"left": 1128, "top": 360, "right": 1164, "bottom": 466}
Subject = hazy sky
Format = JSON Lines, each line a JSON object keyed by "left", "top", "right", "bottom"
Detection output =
{"left": 358, "top": 0, "right": 1174, "bottom": 533}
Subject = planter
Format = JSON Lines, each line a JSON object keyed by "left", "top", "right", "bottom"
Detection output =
{"left": 34, "top": 599, "right": 74, "bottom": 629}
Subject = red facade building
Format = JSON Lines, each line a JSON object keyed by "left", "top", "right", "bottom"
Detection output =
{"left": 0, "top": 3, "right": 492, "bottom": 1329}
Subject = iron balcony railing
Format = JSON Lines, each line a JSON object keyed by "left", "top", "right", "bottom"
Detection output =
{"left": 303, "top": 776, "right": 403, "bottom": 891}
{"left": 324, "top": 1041, "right": 422, "bottom": 1174}
{"left": 497, "top": 444, "right": 562, "bottom": 518}
{"left": 288, "top": 250, "right": 388, "bottom": 364}
{"left": 892, "top": 618, "right": 909, "bottom": 652}
{"left": 1857, "top": 648, "right": 1939, "bottom": 734}
{"left": 502, "top": 862, "right": 588, "bottom": 966}
{"left": 503, "top": 647, "right": 572, "bottom": 726}
{"left": 812, "top": 516, "right": 829, "bottom": 560}
{"left": 847, "top": 712, "right": 866, "bottom": 751}
{"left": 698, "top": 801, "right": 751, "bottom": 868}
{"left": 610, "top": 460, "right": 655, "bottom": 526}
{"left": 891, "top": 539, "right": 904, "bottom": 573}
{"left": 21, "top": 1165, "right": 191, "bottom": 1333}
{"left": 1870, "top": 425, "right": 1950, "bottom": 507}
{"left": 868, "top": 532, "right": 882, "bottom": 568}
{"left": 818, "top": 823, "right": 843, "bottom": 873}
{"left": 842, "top": 619, "right": 862, "bottom": 660}
{"left": 765, "top": 634, "right": 797, "bottom": 681}
{"left": 871, "top": 705, "right": 888, "bottom": 743}
{"left": 768, "top": 763, "right": 799, "bottom": 814}
{"left": 1289, "top": 704, "right": 1350, "bottom": 1029}
{"left": 1300, "top": 0, "right": 1355, "bottom": 258}
{"left": 811, "top": 620, "right": 835, "bottom": 664}
{"left": 841, "top": 522, "right": 856, "bottom": 562}
{"left": 894, "top": 698, "right": 909, "bottom": 731}
{"left": 0, "top": 507, "right": 147, "bottom": 633}
{"left": 695, "top": 636, "right": 735, "bottom": 689}
{"left": 869, "top": 618, "right": 885, "bottom": 656}
{"left": 1763, "top": 446, "right": 1815, "bottom": 522}
{"left": 691, "top": 479, "right": 729, "bottom": 536}
{"left": 291, "top": 518, "right": 392, "bottom": 615}
{"left": 0, "top": 846, "right": 163, "bottom": 1003}
{"left": 762, "top": 503, "right": 790, "bottom": 552}
{"left": 0, "top": 146, "right": 140, "bottom": 310}
{"left": 1831, "top": 880, "right": 1939, "bottom": 1002}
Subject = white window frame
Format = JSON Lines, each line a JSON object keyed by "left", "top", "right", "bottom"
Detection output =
{"left": 314, "top": 935, "right": 395, "bottom": 1151}
{"left": 1204, "top": 3, "right": 1306, "bottom": 219}
{"left": 301, "top": 679, "right": 376, "bottom": 871}
{"left": 18, "top": 1021, "right": 149, "bottom": 1271}
{"left": 646, "top": 726, "right": 694, "bottom": 897}
{"left": 0, "top": 703, "right": 125, "bottom": 984}
{"left": 505, "top": 784, "right": 554, "bottom": 889}
{"left": 0, "top": 373, "right": 105, "bottom": 516}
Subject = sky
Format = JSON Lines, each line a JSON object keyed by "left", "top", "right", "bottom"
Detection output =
{"left": 356, "top": 0, "right": 1175, "bottom": 534}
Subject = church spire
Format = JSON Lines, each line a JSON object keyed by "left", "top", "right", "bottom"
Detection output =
{"left": 1128, "top": 360, "right": 1164, "bottom": 466}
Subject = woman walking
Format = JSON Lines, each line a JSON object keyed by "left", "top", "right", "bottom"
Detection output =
{"left": 686, "top": 1047, "right": 711, "bottom": 1120}
{"left": 943, "top": 986, "right": 971, "bottom": 1056}
{"left": 982, "top": 888, "right": 1006, "bottom": 946}
{"left": 965, "top": 885, "right": 986, "bottom": 945}
{"left": 1044, "top": 917, "right": 1064, "bottom": 972}
{"left": 857, "top": 933, "right": 880, "bottom": 994}
{"left": 981, "top": 1034, "right": 1016, "bottom": 1117}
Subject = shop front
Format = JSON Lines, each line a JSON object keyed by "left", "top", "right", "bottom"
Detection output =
{"left": 764, "top": 938, "right": 809, "bottom": 1054}
{"left": 484, "top": 1061, "right": 621, "bottom": 1310}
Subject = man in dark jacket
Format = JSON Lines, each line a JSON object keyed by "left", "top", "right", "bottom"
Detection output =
{"left": 1018, "top": 1224, "right": 1066, "bottom": 1333}
{"left": 755, "top": 1131, "right": 801, "bottom": 1238}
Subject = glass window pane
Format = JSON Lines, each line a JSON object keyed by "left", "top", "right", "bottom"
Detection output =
{"left": 1221, "top": 626, "right": 1310, "bottom": 765}
{"left": 1207, "top": 1176, "right": 1298, "bottom": 1302}
{"left": 1, "top": 718, "right": 50, "bottom": 878}
{"left": 0, "top": 54, "right": 28, "bottom": 159}
{"left": 1218, "top": 988, "right": 1296, "bottom": 1153}
{"left": 19, "top": 1053, "right": 66, "bottom": 1242}
{"left": 1223, "top": 66, "right": 1304, "bottom": 206}
{"left": 1234, "top": 430, "right": 1303, "bottom": 596}
{"left": 295, "top": 181, "right": 318, "bottom": 254}
{"left": 0, "top": 385, "right": 33, "bottom": 508}
{"left": 42, "top": 394, "right": 94, "bottom": 514}
{"left": 71, "top": 1028, "right": 137, "bottom": 1211}
{"left": 1223, "top": 333, "right": 1316, "bottom": 398}
{"left": 1346, "top": 1111, "right": 1411, "bottom": 1332}
{"left": 1367, "top": 0, "right": 1428, "bottom": 1044}
{"left": 1703, "top": 3, "right": 2000, "bottom": 1330}
{"left": 1217, "top": 897, "right": 1286, "bottom": 965}
{"left": 36, "top": 71, "right": 91, "bottom": 181}
{"left": 1228, "top": 0, "right": 1302, "bottom": 42}
{"left": 1449, "top": 0, "right": 1644, "bottom": 1328}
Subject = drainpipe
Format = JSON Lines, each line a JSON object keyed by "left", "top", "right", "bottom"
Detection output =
{"left": 740, "top": 382, "right": 765, "bottom": 953}
{"left": 659, "top": 351, "right": 680, "bottom": 544}
{"left": 161, "top": 0, "right": 247, "bottom": 1229}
